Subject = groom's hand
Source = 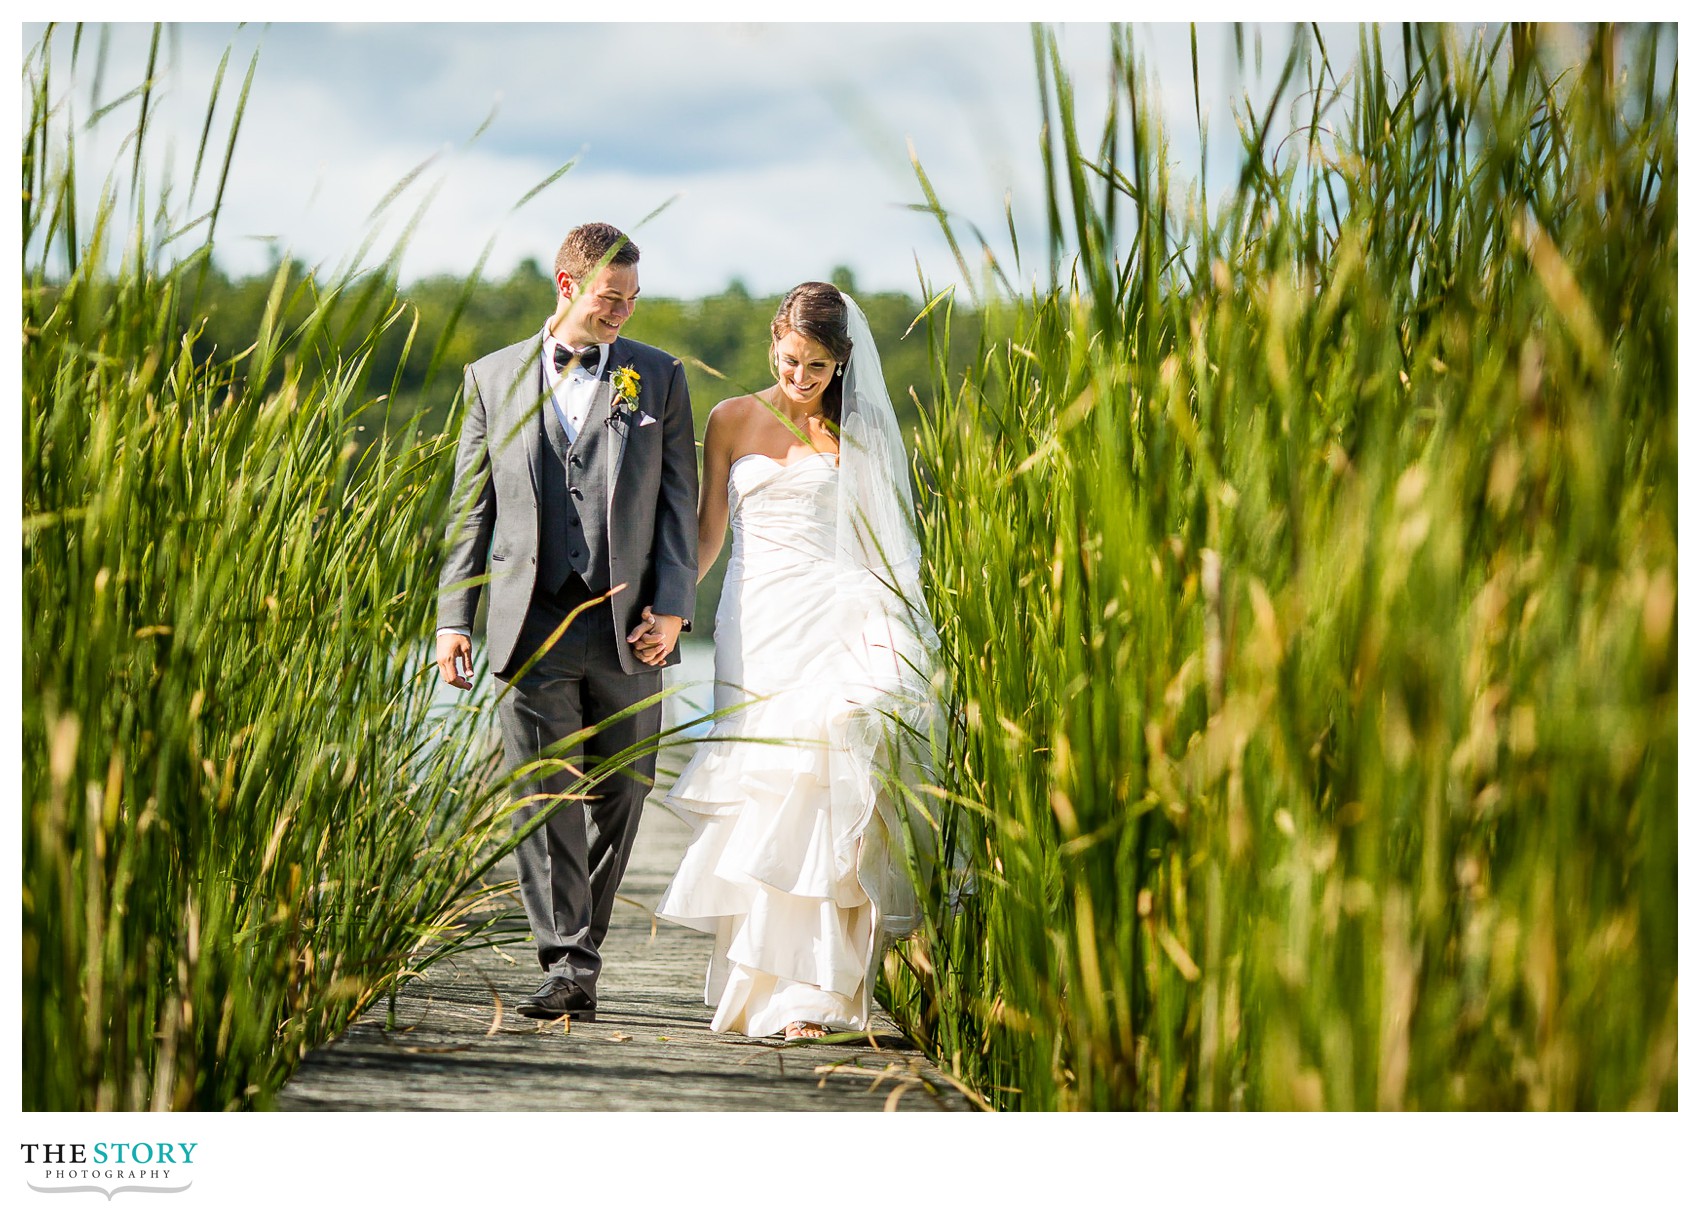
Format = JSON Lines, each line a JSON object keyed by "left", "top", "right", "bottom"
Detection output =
{"left": 436, "top": 631, "right": 474, "bottom": 689}
{"left": 628, "top": 607, "right": 683, "bottom": 666}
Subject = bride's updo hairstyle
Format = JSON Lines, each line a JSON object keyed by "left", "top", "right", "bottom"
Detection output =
{"left": 771, "top": 282, "right": 854, "bottom": 428}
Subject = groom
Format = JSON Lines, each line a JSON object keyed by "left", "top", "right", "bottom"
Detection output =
{"left": 435, "top": 222, "right": 697, "bottom": 1021}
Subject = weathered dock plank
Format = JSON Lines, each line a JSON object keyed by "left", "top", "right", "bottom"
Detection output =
{"left": 275, "top": 791, "right": 971, "bottom": 1112}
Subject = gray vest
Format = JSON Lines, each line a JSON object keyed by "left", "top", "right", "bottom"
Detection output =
{"left": 538, "top": 375, "right": 614, "bottom": 596}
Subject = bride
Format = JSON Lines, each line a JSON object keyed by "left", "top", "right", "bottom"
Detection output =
{"left": 655, "top": 282, "right": 938, "bottom": 1043}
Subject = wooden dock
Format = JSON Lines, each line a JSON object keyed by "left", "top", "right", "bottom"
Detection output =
{"left": 275, "top": 779, "right": 974, "bottom": 1112}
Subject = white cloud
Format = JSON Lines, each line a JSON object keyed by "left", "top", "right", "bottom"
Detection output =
{"left": 22, "top": 20, "right": 1481, "bottom": 297}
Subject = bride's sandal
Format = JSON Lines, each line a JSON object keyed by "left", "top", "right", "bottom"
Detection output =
{"left": 783, "top": 1021, "right": 828, "bottom": 1043}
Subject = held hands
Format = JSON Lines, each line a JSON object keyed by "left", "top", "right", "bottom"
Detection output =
{"left": 436, "top": 631, "right": 474, "bottom": 690}
{"left": 628, "top": 606, "right": 683, "bottom": 666}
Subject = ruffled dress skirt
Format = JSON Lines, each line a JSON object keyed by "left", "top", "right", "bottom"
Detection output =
{"left": 656, "top": 454, "right": 923, "bottom": 1036}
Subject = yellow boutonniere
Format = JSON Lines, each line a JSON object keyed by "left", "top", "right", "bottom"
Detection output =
{"left": 611, "top": 366, "right": 642, "bottom": 412}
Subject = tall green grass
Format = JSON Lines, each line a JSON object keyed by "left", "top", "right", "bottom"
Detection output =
{"left": 887, "top": 23, "right": 1676, "bottom": 1110}
{"left": 21, "top": 28, "right": 514, "bottom": 1109}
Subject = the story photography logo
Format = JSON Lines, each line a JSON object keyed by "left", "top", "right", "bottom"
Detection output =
{"left": 20, "top": 1140, "right": 197, "bottom": 1199}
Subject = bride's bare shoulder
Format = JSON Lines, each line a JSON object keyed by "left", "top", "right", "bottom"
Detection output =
{"left": 709, "top": 393, "right": 765, "bottom": 421}
{"left": 706, "top": 393, "right": 769, "bottom": 440}
{"left": 704, "top": 394, "right": 759, "bottom": 460}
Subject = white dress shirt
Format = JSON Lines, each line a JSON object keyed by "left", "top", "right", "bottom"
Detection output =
{"left": 540, "top": 324, "right": 606, "bottom": 443}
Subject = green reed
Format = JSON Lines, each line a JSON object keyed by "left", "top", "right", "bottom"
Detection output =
{"left": 884, "top": 23, "right": 1676, "bottom": 1109}
{"left": 19, "top": 28, "right": 531, "bottom": 1109}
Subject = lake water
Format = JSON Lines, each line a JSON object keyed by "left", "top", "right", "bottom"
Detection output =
{"left": 662, "top": 637, "right": 717, "bottom": 739}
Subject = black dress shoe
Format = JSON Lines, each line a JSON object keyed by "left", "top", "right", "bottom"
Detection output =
{"left": 516, "top": 977, "right": 597, "bottom": 1021}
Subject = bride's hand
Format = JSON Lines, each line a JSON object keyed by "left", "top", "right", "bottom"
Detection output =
{"left": 628, "top": 606, "right": 683, "bottom": 665}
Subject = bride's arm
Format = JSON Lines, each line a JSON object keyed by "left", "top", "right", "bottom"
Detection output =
{"left": 694, "top": 402, "right": 735, "bottom": 582}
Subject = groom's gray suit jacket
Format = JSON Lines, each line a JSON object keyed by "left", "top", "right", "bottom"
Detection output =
{"left": 437, "top": 333, "right": 697, "bottom": 673}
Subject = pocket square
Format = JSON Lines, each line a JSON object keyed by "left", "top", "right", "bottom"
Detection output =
{"left": 638, "top": 413, "right": 658, "bottom": 427}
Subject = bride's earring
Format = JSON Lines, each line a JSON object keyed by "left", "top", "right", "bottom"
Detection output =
{"left": 835, "top": 365, "right": 844, "bottom": 377}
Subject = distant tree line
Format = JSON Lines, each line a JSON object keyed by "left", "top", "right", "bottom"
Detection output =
{"left": 178, "top": 258, "right": 976, "bottom": 448}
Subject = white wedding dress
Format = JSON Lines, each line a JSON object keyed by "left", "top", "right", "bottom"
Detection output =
{"left": 656, "top": 449, "right": 926, "bottom": 1036}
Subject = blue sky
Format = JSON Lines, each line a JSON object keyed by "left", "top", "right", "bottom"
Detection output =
{"left": 21, "top": 19, "right": 1609, "bottom": 299}
{"left": 23, "top": 20, "right": 1359, "bottom": 297}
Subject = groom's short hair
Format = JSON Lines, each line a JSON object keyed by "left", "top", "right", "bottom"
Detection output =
{"left": 556, "top": 223, "right": 640, "bottom": 285}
